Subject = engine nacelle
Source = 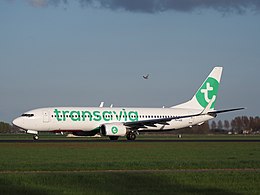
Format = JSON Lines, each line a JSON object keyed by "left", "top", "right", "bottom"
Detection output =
{"left": 100, "top": 123, "right": 127, "bottom": 136}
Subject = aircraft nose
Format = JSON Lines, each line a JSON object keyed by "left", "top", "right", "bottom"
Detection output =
{"left": 12, "top": 117, "right": 24, "bottom": 128}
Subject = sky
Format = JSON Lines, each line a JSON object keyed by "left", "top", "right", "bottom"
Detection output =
{"left": 0, "top": 0, "right": 260, "bottom": 123}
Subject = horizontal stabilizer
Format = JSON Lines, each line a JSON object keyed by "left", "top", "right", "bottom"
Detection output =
{"left": 208, "top": 107, "right": 245, "bottom": 114}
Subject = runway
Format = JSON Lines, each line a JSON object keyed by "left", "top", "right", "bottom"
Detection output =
{"left": 1, "top": 168, "right": 260, "bottom": 174}
{"left": 0, "top": 139, "right": 259, "bottom": 143}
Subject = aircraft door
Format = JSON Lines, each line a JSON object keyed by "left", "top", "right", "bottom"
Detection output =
{"left": 43, "top": 110, "right": 50, "bottom": 123}
{"left": 189, "top": 117, "right": 194, "bottom": 126}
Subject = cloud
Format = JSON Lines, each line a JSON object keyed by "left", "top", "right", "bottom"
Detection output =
{"left": 27, "top": 0, "right": 48, "bottom": 7}
{"left": 25, "top": 0, "right": 260, "bottom": 13}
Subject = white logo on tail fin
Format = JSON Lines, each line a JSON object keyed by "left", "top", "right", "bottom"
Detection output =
{"left": 201, "top": 82, "right": 216, "bottom": 104}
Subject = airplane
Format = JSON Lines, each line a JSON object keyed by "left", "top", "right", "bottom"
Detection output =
{"left": 143, "top": 74, "right": 149, "bottom": 79}
{"left": 12, "top": 67, "right": 244, "bottom": 141}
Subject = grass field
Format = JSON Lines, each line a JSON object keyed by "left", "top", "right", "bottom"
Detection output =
{"left": 0, "top": 134, "right": 259, "bottom": 194}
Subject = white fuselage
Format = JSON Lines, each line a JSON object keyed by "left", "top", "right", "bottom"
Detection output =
{"left": 13, "top": 107, "right": 214, "bottom": 133}
{"left": 12, "top": 67, "right": 243, "bottom": 141}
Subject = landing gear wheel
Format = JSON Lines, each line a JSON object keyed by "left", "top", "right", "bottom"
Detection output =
{"left": 126, "top": 132, "right": 136, "bottom": 141}
{"left": 109, "top": 136, "right": 119, "bottom": 140}
{"left": 33, "top": 135, "right": 39, "bottom": 140}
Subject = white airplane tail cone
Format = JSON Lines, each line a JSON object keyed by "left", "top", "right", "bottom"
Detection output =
{"left": 172, "top": 67, "right": 223, "bottom": 110}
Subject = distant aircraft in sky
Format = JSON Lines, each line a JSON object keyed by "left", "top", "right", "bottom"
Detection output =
{"left": 13, "top": 67, "right": 244, "bottom": 141}
{"left": 143, "top": 74, "right": 149, "bottom": 79}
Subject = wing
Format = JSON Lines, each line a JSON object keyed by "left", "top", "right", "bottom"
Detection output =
{"left": 124, "top": 113, "right": 201, "bottom": 130}
{"left": 123, "top": 107, "right": 245, "bottom": 130}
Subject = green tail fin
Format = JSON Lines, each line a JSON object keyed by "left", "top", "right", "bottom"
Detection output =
{"left": 172, "top": 67, "right": 223, "bottom": 110}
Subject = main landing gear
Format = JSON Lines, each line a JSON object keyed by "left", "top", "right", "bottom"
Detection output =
{"left": 108, "top": 131, "right": 137, "bottom": 141}
{"left": 126, "top": 131, "right": 136, "bottom": 141}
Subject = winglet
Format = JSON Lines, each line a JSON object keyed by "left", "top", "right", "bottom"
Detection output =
{"left": 99, "top": 102, "right": 104, "bottom": 107}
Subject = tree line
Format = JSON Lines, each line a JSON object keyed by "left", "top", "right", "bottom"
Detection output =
{"left": 210, "top": 116, "right": 260, "bottom": 133}
{"left": 158, "top": 116, "right": 260, "bottom": 134}
{"left": 0, "top": 122, "right": 20, "bottom": 133}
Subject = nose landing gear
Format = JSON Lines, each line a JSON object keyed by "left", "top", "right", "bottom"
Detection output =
{"left": 33, "top": 135, "right": 39, "bottom": 140}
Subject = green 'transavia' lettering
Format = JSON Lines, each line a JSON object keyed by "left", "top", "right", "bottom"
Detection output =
{"left": 53, "top": 108, "right": 138, "bottom": 122}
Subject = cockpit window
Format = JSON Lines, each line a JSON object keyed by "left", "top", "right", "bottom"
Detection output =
{"left": 21, "top": 113, "right": 34, "bottom": 117}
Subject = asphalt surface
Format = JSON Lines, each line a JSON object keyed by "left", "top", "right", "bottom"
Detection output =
{"left": 0, "top": 139, "right": 259, "bottom": 143}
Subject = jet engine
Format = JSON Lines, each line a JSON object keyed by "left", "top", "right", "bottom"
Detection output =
{"left": 100, "top": 123, "right": 126, "bottom": 136}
